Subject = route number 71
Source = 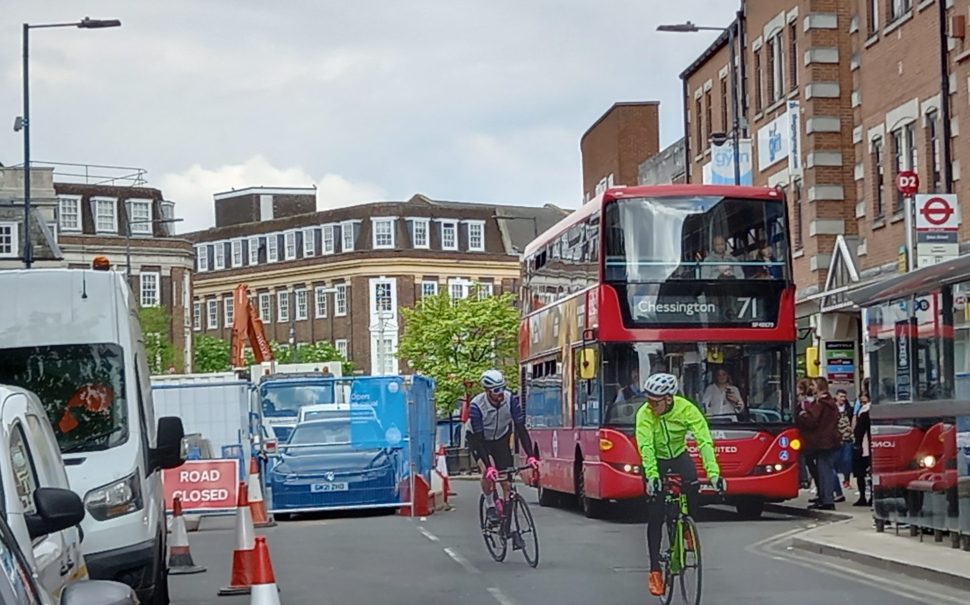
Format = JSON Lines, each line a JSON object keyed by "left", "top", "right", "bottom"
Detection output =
{"left": 738, "top": 297, "right": 758, "bottom": 319}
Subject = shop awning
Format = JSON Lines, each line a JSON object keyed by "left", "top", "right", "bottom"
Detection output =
{"left": 847, "top": 253, "right": 970, "bottom": 307}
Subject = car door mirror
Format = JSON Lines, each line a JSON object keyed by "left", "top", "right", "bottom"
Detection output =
{"left": 150, "top": 416, "right": 186, "bottom": 471}
{"left": 25, "top": 487, "right": 85, "bottom": 540}
{"left": 62, "top": 579, "right": 140, "bottom": 604}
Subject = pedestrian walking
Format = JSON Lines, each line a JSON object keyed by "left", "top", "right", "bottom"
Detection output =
{"left": 796, "top": 377, "right": 841, "bottom": 510}
{"left": 852, "top": 394, "right": 872, "bottom": 506}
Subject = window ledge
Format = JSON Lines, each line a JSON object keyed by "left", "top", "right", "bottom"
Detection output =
{"left": 917, "top": 0, "right": 935, "bottom": 13}
{"left": 955, "top": 48, "right": 970, "bottom": 64}
{"left": 890, "top": 211, "right": 905, "bottom": 224}
{"left": 883, "top": 11, "right": 914, "bottom": 37}
{"left": 764, "top": 98, "right": 787, "bottom": 116}
{"left": 788, "top": 88, "right": 799, "bottom": 99}
{"left": 865, "top": 34, "right": 880, "bottom": 49}
{"left": 793, "top": 249, "right": 805, "bottom": 259}
{"left": 872, "top": 217, "right": 887, "bottom": 230}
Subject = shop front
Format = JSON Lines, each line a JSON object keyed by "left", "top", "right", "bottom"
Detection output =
{"left": 848, "top": 254, "right": 970, "bottom": 550}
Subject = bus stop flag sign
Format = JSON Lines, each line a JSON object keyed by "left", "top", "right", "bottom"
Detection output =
{"left": 914, "top": 194, "right": 961, "bottom": 267}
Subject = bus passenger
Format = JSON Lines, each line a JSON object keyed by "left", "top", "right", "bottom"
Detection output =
{"left": 701, "top": 368, "right": 745, "bottom": 417}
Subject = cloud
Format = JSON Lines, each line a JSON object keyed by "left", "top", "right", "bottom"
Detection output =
{"left": 158, "top": 156, "right": 386, "bottom": 233}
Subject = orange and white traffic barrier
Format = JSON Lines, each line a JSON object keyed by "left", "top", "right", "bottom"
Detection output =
{"left": 435, "top": 445, "right": 452, "bottom": 500}
{"left": 249, "top": 536, "right": 281, "bottom": 605}
{"left": 168, "top": 496, "right": 206, "bottom": 575}
{"left": 219, "top": 482, "right": 256, "bottom": 596}
{"left": 248, "top": 456, "right": 276, "bottom": 528}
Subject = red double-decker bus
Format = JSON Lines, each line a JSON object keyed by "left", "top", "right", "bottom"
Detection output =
{"left": 520, "top": 184, "right": 802, "bottom": 518}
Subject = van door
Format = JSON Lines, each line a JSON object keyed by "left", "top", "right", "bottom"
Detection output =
{"left": 5, "top": 419, "right": 64, "bottom": 597}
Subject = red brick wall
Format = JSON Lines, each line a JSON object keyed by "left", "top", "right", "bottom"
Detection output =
{"left": 581, "top": 103, "right": 661, "bottom": 199}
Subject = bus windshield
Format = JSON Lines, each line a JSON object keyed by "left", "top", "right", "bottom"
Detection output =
{"left": 602, "top": 342, "right": 793, "bottom": 428}
{"left": 604, "top": 196, "right": 789, "bottom": 283}
{"left": 261, "top": 382, "right": 336, "bottom": 417}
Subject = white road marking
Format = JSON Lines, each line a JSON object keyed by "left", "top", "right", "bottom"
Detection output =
{"left": 444, "top": 547, "right": 480, "bottom": 575}
{"left": 417, "top": 526, "right": 439, "bottom": 542}
{"left": 487, "top": 587, "right": 516, "bottom": 605}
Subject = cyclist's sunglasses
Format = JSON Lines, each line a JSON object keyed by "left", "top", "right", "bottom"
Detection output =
{"left": 486, "top": 386, "right": 504, "bottom": 394}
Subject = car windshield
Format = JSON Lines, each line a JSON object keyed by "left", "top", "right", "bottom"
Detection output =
{"left": 602, "top": 342, "right": 793, "bottom": 427}
{"left": 0, "top": 344, "right": 128, "bottom": 453}
{"left": 604, "top": 196, "right": 789, "bottom": 283}
{"left": 261, "top": 382, "right": 336, "bottom": 417}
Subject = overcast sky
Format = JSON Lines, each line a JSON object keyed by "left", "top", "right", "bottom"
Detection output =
{"left": 2, "top": 1, "right": 737, "bottom": 232}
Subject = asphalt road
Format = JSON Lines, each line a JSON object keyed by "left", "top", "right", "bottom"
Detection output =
{"left": 170, "top": 482, "right": 965, "bottom": 605}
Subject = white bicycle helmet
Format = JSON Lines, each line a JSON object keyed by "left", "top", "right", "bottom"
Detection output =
{"left": 481, "top": 369, "right": 506, "bottom": 390}
{"left": 643, "top": 373, "right": 678, "bottom": 397}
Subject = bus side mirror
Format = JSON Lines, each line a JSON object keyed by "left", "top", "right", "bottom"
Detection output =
{"left": 579, "top": 348, "right": 598, "bottom": 380}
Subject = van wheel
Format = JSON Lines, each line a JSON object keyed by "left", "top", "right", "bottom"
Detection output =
{"left": 151, "top": 539, "right": 170, "bottom": 605}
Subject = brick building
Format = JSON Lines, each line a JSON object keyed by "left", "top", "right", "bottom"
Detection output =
{"left": 187, "top": 189, "right": 568, "bottom": 375}
{"left": 580, "top": 102, "right": 661, "bottom": 200}
{"left": 52, "top": 179, "right": 195, "bottom": 370}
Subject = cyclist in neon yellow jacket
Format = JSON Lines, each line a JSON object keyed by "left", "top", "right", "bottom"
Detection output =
{"left": 635, "top": 372, "right": 725, "bottom": 597}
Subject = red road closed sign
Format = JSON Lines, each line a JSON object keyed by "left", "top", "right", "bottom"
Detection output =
{"left": 162, "top": 459, "right": 239, "bottom": 512}
{"left": 915, "top": 194, "right": 961, "bottom": 231}
{"left": 896, "top": 171, "right": 919, "bottom": 196}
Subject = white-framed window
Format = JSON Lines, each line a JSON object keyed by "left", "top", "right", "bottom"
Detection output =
{"left": 890, "top": 0, "right": 912, "bottom": 22}
{"left": 224, "top": 297, "right": 234, "bottom": 328}
{"left": 267, "top": 234, "right": 279, "bottom": 262}
{"left": 295, "top": 288, "right": 308, "bottom": 320}
{"left": 335, "top": 284, "right": 348, "bottom": 316}
{"left": 231, "top": 239, "right": 244, "bottom": 267}
{"left": 315, "top": 285, "right": 329, "bottom": 318}
{"left": 284, "top": 231, "right": 297, "bottom": 260}
{"left": 259, "top": 292, "right": 272, "bottom": 323}
{"left": 0, "top": 223, "right": 18, "bottom": 258}
{"left": 277, "top": 290, "right": 290, "bottom": 322}
{"left": 207, "top": 299, "right": 219, "bottom": 330}
{"left": 127, "top": 199, "right": 152, "bottom": 235}
{"left": 193, "top": 301, "right": 202, "bottom": 331}
{"left": 248, "top": 236, "right": 260, "bottom": 265}
{"left": 341, "top": 222, "right": 356, "bottom": 252}
{"left": 213, "top": 241, "right": 226, "bottom": 270}
{"left": 466, "top": 220, "right": 485, "bottom": 252}
{"left": 196, "top": 245, "right": 209, "bottom": 272}
{"left": 448, "top": 278, "right": 471, "bottom": 300}
{"left": 372, "top": 218, "right": 395, "bottom": 249}
{"left": 421, "top": 281, "right": 438, "bottom": 298}
{"left": 322, "top": 225, "right": 335, "bottom": 254}
{"left": 441, "top": 221, "right": 458, "bottom": 250}
{"left": 139, "top": 272, "right": 160, "bottom": 307}
{"left": 371, "top": 279, "right": 395, "bottom": 315}
{"left": 373, "top": 336, "right": 398, "bottom": 375}
{"left": 476, "top": 281, "right": 494, "bottom": 299}
{"left": 303, "top": 227, "right": 316, "bottom": 257}
{"left": 93, "top": 197, "right": 118, "bottom": 233}
{"left": 58, "top": 196, "right": 82, "bottom": 231}
{"left": 335, "top": 339, "right": 349, "bottom": 360}
{"left": 768, "top": 30, "right": 785, "bottom": 103}
{"left": 412, "top": 218, "right": 430, "bottom": 248}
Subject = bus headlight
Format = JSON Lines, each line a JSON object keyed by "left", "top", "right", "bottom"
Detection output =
{"left": 920, "top": 455, "right": 936, "bottom": 468}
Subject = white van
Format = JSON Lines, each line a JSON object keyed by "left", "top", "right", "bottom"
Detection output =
{"left": 0, "top": 267, "right": 186, "bottom": 605}
{"left": 0, "top": 385, "right": 86, "bottom": 600}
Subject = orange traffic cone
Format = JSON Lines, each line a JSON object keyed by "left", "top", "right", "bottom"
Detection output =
{"left": 218, "top": 482, "right": 256, "bottom": 596}
{"left": 248, "top": 456, "right": 276, "bottom": 528}
{"left": 168, "top": 496, "right": 206, "bottom": 575}
{"left": 249, "top": 536, "right": 281, "bottom": 605}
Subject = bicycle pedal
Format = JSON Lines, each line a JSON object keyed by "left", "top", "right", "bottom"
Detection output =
{"left": 511, "top": 533, "right": 525, "bottom": 550}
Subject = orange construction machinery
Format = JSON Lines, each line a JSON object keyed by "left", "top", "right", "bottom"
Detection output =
{"left": 230, "top": 284, "right": 274, "bottom": 369}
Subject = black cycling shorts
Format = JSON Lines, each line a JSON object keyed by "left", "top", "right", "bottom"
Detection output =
{"left": 472, "top": 435, "right": 514, "bottom": 470}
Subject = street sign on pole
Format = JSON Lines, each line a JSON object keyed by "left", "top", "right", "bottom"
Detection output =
{"left": 896, "top": 171, "right": 920, "bottom": 196}
{"left": 914, "top": 193, "right": 961, "bottom": 268}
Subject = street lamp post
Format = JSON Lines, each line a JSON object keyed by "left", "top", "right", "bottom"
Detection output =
{"left": 658, "top": 19, "right": 742, "bottom": 186}
{"left": 126, "top": 216, "right": 183, "bottom": 280}
{"left": 18, "top": 17, "right": 121, "bottom": 269}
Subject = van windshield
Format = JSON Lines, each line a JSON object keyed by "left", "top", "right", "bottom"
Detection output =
{"left": 0, "top": 344, "right": 128, "bottom": 453}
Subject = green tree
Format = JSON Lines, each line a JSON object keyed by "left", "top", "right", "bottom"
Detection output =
{"left": 399, "top": 289, "right": 519, "bottom": 413}
{"left": 139, "top": 306, "right": 181, "bottom": 374}
{"left": 193, "top": 334, "right": 231, "bottom": 373}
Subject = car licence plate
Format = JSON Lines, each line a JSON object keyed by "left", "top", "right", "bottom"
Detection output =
{"left": 311, "top": 482, "right": 348, "bottom": 493}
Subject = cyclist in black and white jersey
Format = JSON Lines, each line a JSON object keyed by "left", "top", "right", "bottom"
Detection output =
{"left": 467, "top": 369, "right": 539, "bottom": 526}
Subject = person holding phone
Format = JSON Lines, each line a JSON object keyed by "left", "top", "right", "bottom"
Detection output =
{"left": 701, "top": 367, "right": 746, "bottom": 417}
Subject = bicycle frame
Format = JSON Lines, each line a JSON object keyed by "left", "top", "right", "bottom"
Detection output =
{"left": 662, "top": 474, "right": 692, "bottom": 575}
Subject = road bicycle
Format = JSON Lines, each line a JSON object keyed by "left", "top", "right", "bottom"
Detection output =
{"left": 652, "top": 472, "right": 717, "bottom": 605}
{"left": 478, "top": 465, "right": 539, "bottom": 568}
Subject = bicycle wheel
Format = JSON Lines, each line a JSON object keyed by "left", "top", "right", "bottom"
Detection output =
{"left": 479, "top": 494, "right": 507, "bottom": 562}
{"left": 511, "top": 494, "right": 539, "bottom": 568}
{"left": 678, "top": 516, "right": 702, "bottom": 605}
{"left": 648, "top": 519, "right": 675, "bottom": 605}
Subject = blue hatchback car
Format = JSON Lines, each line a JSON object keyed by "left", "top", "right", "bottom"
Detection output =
{"left": 268, "top": 418, "right": 404, "bottom": 513}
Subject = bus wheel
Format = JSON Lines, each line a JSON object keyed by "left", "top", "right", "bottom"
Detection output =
{"left": 735, "top": 498, "right": 765, "bottom": 520}
{"left": 576, "top": 464, "right": 604, "bottom": 519}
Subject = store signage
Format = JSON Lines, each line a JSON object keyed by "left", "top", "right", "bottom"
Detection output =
{"left": 824, "top": 341, "right": 855, "bottom": 384}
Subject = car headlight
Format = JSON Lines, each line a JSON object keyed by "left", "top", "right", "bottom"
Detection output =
{"left": 84, "top": 473, "right": 143, "bottom": 521}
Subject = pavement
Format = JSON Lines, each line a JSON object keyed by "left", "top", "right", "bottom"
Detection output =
{"left": 166, "top": 481, "right": 970, "bottom": 604}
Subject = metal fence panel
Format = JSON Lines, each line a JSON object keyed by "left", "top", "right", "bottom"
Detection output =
{"left": 151, "top": 380, "right": 250, "bottom": 456}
